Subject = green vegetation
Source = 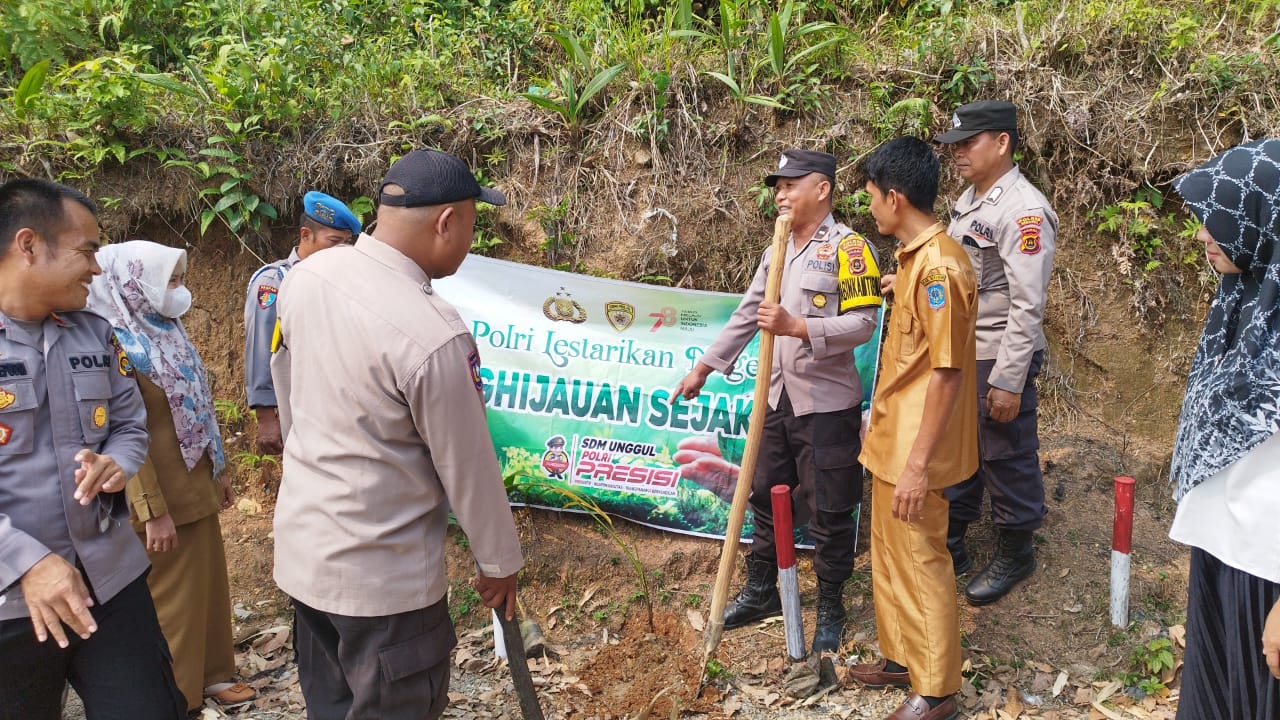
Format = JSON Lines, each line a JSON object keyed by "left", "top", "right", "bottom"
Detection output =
{"left": 1, "top": 0, "right": 1277, "bottom": 303}
{"left": 231, "top": 450, "right": 278, "bottom": 471}
{"left": 213, "top": 398, "right": 243, "bottom": 426}
{"left": 504, "top": 470, "right": 658, "bottom": 631}
{"left": 449, "top": 581, "right": 483, "bottom": 624}
{"left": 1122, "top": 636, "right": 1176, "bottom": 696}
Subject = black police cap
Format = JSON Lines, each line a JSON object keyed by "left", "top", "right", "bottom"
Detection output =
{"left": 934, "top": 100, "right": 1018, "bottom": 144}
{"left": 764, "top": 149, "right": 837, "bottom": 187}
{"left": 379, "top": 149, "right": 507, "bottom": 208}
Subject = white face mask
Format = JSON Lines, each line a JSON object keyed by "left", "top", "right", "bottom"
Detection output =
{"left": 160, "top": 286, "right": 193, "bottom": 318}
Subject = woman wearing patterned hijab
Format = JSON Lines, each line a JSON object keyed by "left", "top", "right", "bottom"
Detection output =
{"left": 86, "top": 240, "right": 255, "bottom": 711}
{"left": 1169, "top": 138, "right": 1280, "bottom": 718}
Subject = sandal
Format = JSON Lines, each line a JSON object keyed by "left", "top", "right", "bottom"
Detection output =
{"left": 203, "top": 681, "right": 256, "bottom": 706}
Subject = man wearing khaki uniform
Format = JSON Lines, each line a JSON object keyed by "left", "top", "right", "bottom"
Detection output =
{"left": 271, "top": 150, "right": 523, "bottom": 720}
{"left": 851, "top": 137, "right": 977, "bottom": 720}
{"left": 935, "top": 101, "right": 1058, "bottom": 606}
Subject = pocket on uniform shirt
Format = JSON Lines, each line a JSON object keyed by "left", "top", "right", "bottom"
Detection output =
{"left": 896, "top": 311, "right": 916, "bottom": 356}
{"left": 0, "top": 378, "right": 36, "bottom": 455}
{"left": 799, "top": 272, "right": 838, "bottom": 318}
{"left": 70, "top": 370, "right": 112, "bottom": 445}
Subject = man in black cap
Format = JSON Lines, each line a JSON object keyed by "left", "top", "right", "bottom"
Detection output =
{"left": 673, "top": 149, "right": 882, "bottom": 654}
{"left": 270, "top": 150, "right": 523, "bottom": 720}
{"left": 934, "top": 100, "right": 1058, "bottom": 605}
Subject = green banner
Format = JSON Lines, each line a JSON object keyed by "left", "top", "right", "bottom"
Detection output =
{"left": 435, "top": 256, "right": 881, "bottom": 546}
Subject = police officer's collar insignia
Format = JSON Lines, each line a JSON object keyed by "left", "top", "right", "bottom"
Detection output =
{"left": 49, "top": 313, "right": 72, "bottom": 328}
{"left": 984, "top": 186, "right": 1004, "bottom": 205}
{"left": 0, "top": 387, "right": 15, "bottom": 410}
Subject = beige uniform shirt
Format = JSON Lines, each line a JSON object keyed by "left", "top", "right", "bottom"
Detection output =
{"left": 270, "top": 234, "right": 523, "bottom": 617}
{"left": 860, "top": 224, "right": 978, "bottom": 488}
{"left": 947, "top": 165, "right": 1057, "bottom": 393}
{"left": 701, "top": 214, "right": 881, "bottom": 415}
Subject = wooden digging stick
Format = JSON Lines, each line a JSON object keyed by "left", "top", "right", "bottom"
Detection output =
{"left": 702, "top": 213, "right": 792, "bottom": 664}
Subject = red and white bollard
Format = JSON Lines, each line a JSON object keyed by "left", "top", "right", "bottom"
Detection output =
{"left": 1110, "top": 476, "right": 1136, "bottom": 628}
{"left": 771, "top": 485, "right": 806, "bottom": 660}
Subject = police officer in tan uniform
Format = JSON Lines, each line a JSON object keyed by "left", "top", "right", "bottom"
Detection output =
{"left": 674, "top": 149, "right": 882, "bottom": 653}
{"left": 934, "top": 101, "right": 1058, "bottom": 605}
{"left": 270, "top": 151, "right": 522, "bottom": 720}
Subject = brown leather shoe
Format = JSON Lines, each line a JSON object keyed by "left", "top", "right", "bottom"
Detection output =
{"left": 846, "top": 658, "right": 910, "bottom": 688}
{"left": 885, "top": 694, "right": 957, "bottom": 720}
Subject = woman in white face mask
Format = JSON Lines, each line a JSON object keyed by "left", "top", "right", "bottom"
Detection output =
{"left": 86, "top": 239, "right": 254, "bottom": 711}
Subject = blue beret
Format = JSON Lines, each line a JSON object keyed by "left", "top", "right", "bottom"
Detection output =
{"left": 303, "top": 191, "right": 361, "bottom": 237}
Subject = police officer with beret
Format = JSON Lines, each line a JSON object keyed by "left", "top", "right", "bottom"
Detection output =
{"left": 0, "top": 178, "right": 184, "bottom": 719}
{"left": 934, "top": 101, "right": 1058, "bottom": 605}
{"left": 243, "top": 191, "right": 360, "bottom": 455}
{"left": 674, "top": 149, "right": 882, "bottom": 653}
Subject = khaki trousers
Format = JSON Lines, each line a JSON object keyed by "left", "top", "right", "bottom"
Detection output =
{"left": 870, "top": 475, "right": 962, "bottom": 697}
{"left": 141, "top": 512, "right": 236, "bottom": 711}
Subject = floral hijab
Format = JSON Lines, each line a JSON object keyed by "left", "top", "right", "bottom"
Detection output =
{"left": 1170, "top": 138, "right": 1280, "bottom": 500}
{"left": 86, "top": 240, "right": 226, "bottom": 476}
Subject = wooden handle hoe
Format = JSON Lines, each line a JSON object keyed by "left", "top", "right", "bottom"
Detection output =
{"left": 701, "top": 213, "right": 792, "bottom": 667}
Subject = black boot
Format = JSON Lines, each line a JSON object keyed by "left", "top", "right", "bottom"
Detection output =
{"left": 964, "top": 529, "right": 1035, "bottom": 606}
{"left": 811, "top": 578, "right": 847, "bottom": 653}
{"left": 947, "top": 520, "right": 972, "bottom": 576}
{"left": 723, "top": 555, "right": 782, "bottom": 629}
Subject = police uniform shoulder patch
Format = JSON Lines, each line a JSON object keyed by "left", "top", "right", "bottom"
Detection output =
{"left": 467, "top": 349, "right": 483, "bottom": 393}
{"left": 1016, "top": 214, "right": 1043, "bottom": 255}
{"left": 835, "top": 231, "right": 881, "bottom": 312}
{"left": 257, "top": 284, "right": 279, "bottom": 309}
{"left": 919, "top": 271, "right": 946, "bottom": 287}
{"left": 927, "top": 281, "right": 947, "bottom": 310}
{"left": 111, "top": 335, "right": 135, "bottom": 377}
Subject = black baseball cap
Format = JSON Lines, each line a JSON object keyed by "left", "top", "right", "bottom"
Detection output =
{"left": 934, "top": 100, "right": 1018, "bottom": 144}
{"left": 379, "top": 149, "right": 507, "bottom": 207}
{"left": 764, "top": 149, "right": 837, "bottom": 186}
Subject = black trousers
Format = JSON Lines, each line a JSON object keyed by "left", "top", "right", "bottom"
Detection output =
{"left": 749, "top": 388, "right": 863, "bottom": 583}
{"left": 1177, "top": 548, "right": 1280, "bottom": 720}
{"left": 294, "top": 597, "right": 456, "bottom": 720}
{"left": 0, "top": 571, "right": 185, "bottom": 720}
{"left": 946, "top": 350, "right": 1046, "bottom": 531}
